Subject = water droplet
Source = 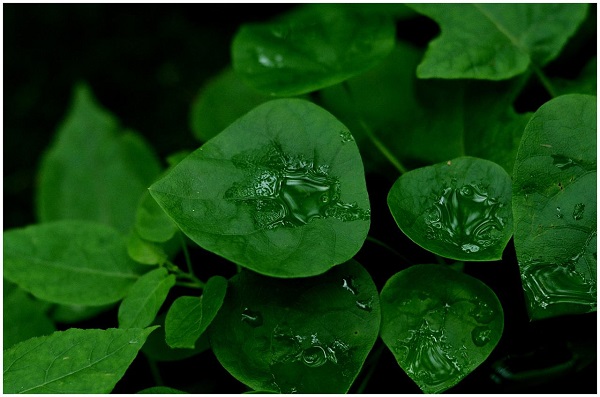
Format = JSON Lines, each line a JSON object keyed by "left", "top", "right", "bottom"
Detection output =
{"left": 556, "top": 207, "right": 563, "bottom": 219}
{"left": 342, "top": 276, "right": 358, "bottom": 295}
{"left": 469, "top": 298, "right": 495, "bottom": 324}
{"left": 129, "top": 339, "right": 138, "bottom": 344}
{"left": 340, "top": 130, "right": 354, "bottom": 143}
{"left": 241, "top": 307, "right": 263, "bottom": 327}
{"left": 225, "top": 144, "right": 369, "bottom": 229}
{"left": 355, "top": 297, "right": 373, "bottom": 312}
{"left": 301, "top": 345, "right": 328, "bottom": 367}
{"left": 471, "top": 326, "right": 492, "bottom": 347}
{"left": 551, "top": 154, "right": 576, "bottom": 170}
{"left": 424, "top": 182, "right": 505, "bottom": 253}
{"left": 573, "top": 203, "right": 585, "bottom": 220}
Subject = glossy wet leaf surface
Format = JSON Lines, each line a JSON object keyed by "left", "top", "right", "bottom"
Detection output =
{"left": 3, "top": 220, "right": 143, "bottom": 306}
{"left": 3, "top": 327, "right": 157, "bottom": 393}
{"left": 4, "top": 281, "right": 56, "bottom": 349}
{"left": 380, "top": 264, "right": 504, "bottom": 393}
{"left": 512, "top": 94, "right": 597, "bottom": 320}
{"left": 118, "top": 267, "right": 175, "bottom": 329}
{"left": 232, "top": 4, "right": 395, "bottom": 96}
{"left": 388, "top": 157, "right": 513, "bottom": 261}
{"left": 165, "top": 276, "right": 228, "bottom": 349}
{"left": 320, "top": 42, "right": 531, "bottom": 174}
{"left": 36, "top": 84, "right": 161, "bottom": 233}
{"left": 209, "top": 260, "right": 380, "bottom": 393}
{"left": 150, "top": 99, "right": 370, "bottom": 278}
{"left": 410, "top": 4, "right": 589, "bottom": 80}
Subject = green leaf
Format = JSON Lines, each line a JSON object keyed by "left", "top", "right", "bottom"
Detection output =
{"left": 512, "top": 94, "right": 597, "bottom": 320}
{"left": 126, "top": 230, "right": 169, "bottom": 265}
{"left": 3, "top": 327, "right": 157, "bottom": 393}
{"left": 51, "top": 304, "right": 114, "bottom": 324}
{"left": 118, "top": 267, "right": 176, "bottom": 329}
{"left": 141, "top": 313, "right": 210, "bottom": 362}
{"left": 135, "top": 190, "right": 179, "bottom": 243}
{"left": 150, "top": 99, "right": 370, "bottom": 278}
{"left": 380, "top": 264, "right": 504, "bottom": 393}
{"left": 387, "top": 157, "right": 513, "bottom": 261}
{"left": 165, "top": 275, "right": 227, "bottom": 349}
{"left": 4, "top": 280, "right": 56, "bottom": 349}
{"left": 190, "top": 67, "right": 274, "bottom": 142}
{"left": 320, "top": 43, "right": 531, "bottom": 174}
{"left": 232, "top": 4, "right": 395, "bottom": 96}
{"left": 3, "top": 220, "right": 143, "bottom": 306}
{"left": 138, "top": 386, "right": 186, "bottom": 393}
{"left": 410, "top": 4, "right": 589, "bottom": 80}
{"left": 36, "top": 83, "right": 161, "bottom": 233}
{"left": 209, "top": 260, "right": 380, "bottom": 393}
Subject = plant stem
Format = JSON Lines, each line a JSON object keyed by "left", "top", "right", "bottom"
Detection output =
{"left": 531, "top": 64, "right": 558, "bottom": 98}
{"left": 356, "top": 343, "right": 385, "bottom": 394}
{"left": 165, "top": 259, "right": 205, "bottom": 288}
{"left": 146, "top": 356, "right": 164, "bottom": 386}
{"left": 179, "top": 231, "right": 194, "bottom": 276}
{"left": 175, "top": 280, "right": 204, "bottom": 289}
{"left": 366, "top": 236, "right": 411, "bottom": 264}
{"left": 340, "top": 81, "right": 407, "bottom": 175}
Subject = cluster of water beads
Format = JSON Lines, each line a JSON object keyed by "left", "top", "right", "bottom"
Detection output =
{"left": 520, "top": 232, "right": 597, "bottom": 311}
{"left": 225, "top": 144, "right": 369, "bottom": 229}
{"left": 424, "top": 179, "right": 506, "bottom": 253}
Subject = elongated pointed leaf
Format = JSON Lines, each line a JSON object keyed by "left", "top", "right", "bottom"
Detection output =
{"left": 36, "top": 83, "right": 161, "bottom": 233}
{"left": 165, "top": 276, "right": 227, "bottom": 349}
{"left": 4, "top": 220, "right": 143, "bottom": 306}
{"left": 4, "top": 281, "right": 56, "bottom": 349}
{"left": 3, "top": 327, "right": 157, "bottom": 393}
{"left": 512, "top": 94, "right": 597, "bottom": 320}
{"left": 388, "top": 157, "right": 513, "bottom": 261}
{"left": 380, "top": 264, "right": 504, "bottom": 393}
{"left": 150, "top": 99, "right": 370, "bottom": 278}
{"left": 209, "top": 260, "right": 380, "bottom": 393}
{"left": 232, "top": 4, "right": 395, "bottom": 96}
{"left": 410, "top": 4, "right": 589, "bottom": 80}
{"left": 118, "top": 268, "right": 175, "bottom": 329}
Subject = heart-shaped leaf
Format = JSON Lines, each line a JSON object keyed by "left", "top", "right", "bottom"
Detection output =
{"left": 388, "top": 157, "right": 513, "bottom": 261}
{"left": 410, "top": 4, "right": 589, "bottom": 80}
{"left": 150, "top": 99, "right": 370, "bottom": 278}
{"left": 232, "top": 4, "right": 395, "bottom": 96}
{"left": 165, "top": 275, "right": 228, "bottom": 349}
{"left": 512, "top": 94, "right": 596, "bottom": 320}
{"left": 209, "top": 260, "right": 380, "bottom": 393}
{"left": 3, "top": 220, "right": 143, "bottom": 306}
{"left": 4, "top": 327, "right": 157, "bottom": 393}
{"left": 380, "top": 264, "right": 504, "bottom": 393}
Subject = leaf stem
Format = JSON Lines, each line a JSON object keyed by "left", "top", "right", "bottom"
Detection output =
{"left": 531, "top": 64, "right": 558, "bottom": 98}
{"left": 175, "top": 280, "right": 204, "bottom": 289}
{"left": 356, "top": 343, "right": 385, "bottom": 394}
{"left": 146, "top": 356, "right": 164, "bottom": 386}
{"left": 179, "top": 231, "right": 194, "bottom": 276}
{"left": 165, "top": 259, "right": 205, "bottom": 288}
{"left": 340, "top": 81, "right": 407, "bottom": 175}
{"left": 366, "top": 236, "right": 411, "bottom": 264}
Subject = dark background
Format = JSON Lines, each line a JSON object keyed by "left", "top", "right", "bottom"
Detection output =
{"left": 4, "top": 4, "right": 597, "bottom": 394}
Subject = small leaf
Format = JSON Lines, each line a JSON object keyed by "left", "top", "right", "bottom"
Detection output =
{"left": 3, "top": 220, "right": 143, "bottom": 306}
{"left": 4, "top": 280, "right": 56, "bottom": 349}
{"left": 135, "top": 190, "right": 178, "bottom": 244}
{"left": 209, "top": 260, "right": 380, "bottom": 393}
{"left": 127, "top": 230, "right": 168, "bottom": 265}
{"left": 118, "top": 268, "right": 176, "bottom": 329}
{"left": 150, "top": 99, "right": 370, "bottom": 278}
{"left": 138, "top": 386, "right": 186, "bottom": 393}
{"left": 36, "top": 83, "right": 161, "bottom": 233}
{"left": 51, "top": 304, "right": 114, "bottom": 324}
{"left": 387, "top": 157, "right": 513, "bottom": 261}
{"left": 380, "top": 264, "right": 504, "bottom": 393}
{"left": 232, "top": 4, "right": 395, "bottom": 96}
{"left": 190, "top": 67, "right": 274, "bottom": 143}
{"left": 141, "top": 313, "right": 210, "bottom": 362}
{"left": 165, "top": 276, "right": 227, "bottom": 349}
{"left": 410, "top": 4, "right": 589, "bottom": 80}
{"left": 3, "top": 327, "right": 157, "bottom": 393}
{"left": 512, "top": 94, "right": 597, "bottom": 320}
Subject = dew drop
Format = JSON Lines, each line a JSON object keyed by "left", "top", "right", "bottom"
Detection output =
{"left": 225, "top": 144, "right": 369, "bottom": 229}
{"left": 471, "top": 326, "right": 492, "bottom": 347}
{"left": 355, "top": 297, "right": 373, "bottom": 312}
{"left": 424, "top": 182, "right": 505, "bottom": 253}
{"left": 469, "top": 298, "right": 495, "bottom": 324}
{"left": 241, "top": 307, "right": 263, "bottom": 327}
{"left": 340, "top": 130, "right": 355, "bottom": 143}
{"left": 342, "top": 277, "right": 358, "bottom": 295}
{"left": 301, "top": 345, "right": 328, "bottom": 367}
{"left": 573, "top": 203, "right": 585, "bottom": 220}
{"left": 551, "top": 154, "right": 576, "bottom": 170}
{"left": 556, "top": 207, "right": 563, "bottom": 219}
